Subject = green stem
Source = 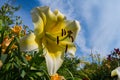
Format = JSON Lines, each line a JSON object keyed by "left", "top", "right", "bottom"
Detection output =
{"left": 66, "top": 68, "right": 74, "bottom": 80}
{"left": 0, "top": 29, "right": 5, "bottom": 58}
{"left": 4, "top": 38, "right": 15, "bottom": 63}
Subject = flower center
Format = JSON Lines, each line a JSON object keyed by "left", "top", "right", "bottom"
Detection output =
{"left": 45, "top": 29, "right": 74, "bottom": 52}
{"left": 45, "top": 29, "right": 74, "bottom": 42}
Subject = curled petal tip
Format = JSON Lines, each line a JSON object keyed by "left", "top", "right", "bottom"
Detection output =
{"left": 111, "top": 67, "right": 120, "bottom": 77}
{"left": 20, "top": 33, "right": 39, "bottom": 52}
{"left": 111, "top": 69, "right": 117, "bottom": 77}
{"left": 74, "top": 20, "right": 81, "bottom": 32}
{"left": 54, "top": 9, "right": 58, "bottom": 15}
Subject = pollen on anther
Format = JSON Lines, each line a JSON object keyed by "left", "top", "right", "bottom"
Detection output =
{"left": 57, "top": 36, "right": 59, "bottom": 44}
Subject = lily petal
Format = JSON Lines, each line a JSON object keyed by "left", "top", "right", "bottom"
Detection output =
{"left": 33, "top": 6, "right": 66, "bottom": 33}
{"left": 20, "top": 33, "right": 38, "bottom": 52}
{"left": 65, "top": 20, "right": 80, "bottom": 40}
{"left": 53, "top": 9, "right": 66, "bottom": 21}
{"left": 32, "top": 6, "right": 58, "bottom": 32}
{"left": 58, "top": 20, "right": 80, "bottom": 46}
{"left": 111, "top": 69, "right": 117, "bottom": 77}
{"left": 45, "top": 51, "right": 64, "bottom": 75}
{"left": 43, "top": 38, "right": 65, "bottom": 75}
{"left": 111, "top": 67, "right": 120, "bottom": 79}
{"left": 66, "top": 44, "right": 76, "bottom": 57}
{"left": 45, "top": 20, "right": 80, "bottom": 43}
{"left": 31, "top": 8, "right": 45, "bottom": 39}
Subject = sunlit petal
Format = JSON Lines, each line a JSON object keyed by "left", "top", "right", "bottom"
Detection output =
{"left": 66, "top": 44, "right": 76, "bottom": 57}
{"left": 65, "top": 20, "right": 80, "bottom": 40}
{"left": 31, "top": 8, "right": 45, "bottom": 38}
{"left": 20, "top": 33, "right": 39, "bottom": 51}
{"left": 53, "top": 9, "right": 66, "bottom": 21}
{"left": 111, "top": 69, "right": 117, "bottom": 77}
{"left": 45, "top": 20, "right": 80, "bottom": 42}
{"left": 43, "top": 38, "right": 65, "bottom": 75}
{"left": 111, "top": 67, "right": 120, "bottom": 79}
{"left": 57, "top": 20, "right": 80, "bottom": 46}
{"left": 45, "top": 51, "right": 64, "bottom": 75}
{"left": 32, "top": 6, "right": 58, "bottom": 32}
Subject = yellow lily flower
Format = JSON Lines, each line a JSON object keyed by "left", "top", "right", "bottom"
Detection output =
{"left": 20, "top": 6, "right": 80, "bottom": 75}
{"left": 12, "top": 25, "right": 22, "bottom": 34}
{"left": 25, "top": 54, "right": 32, "bottom": 61}
{"left": 1, "top": 36, "right": 16, "bottom": 54}
{"left": 50, "top": 73, "right": 66, "bottom": 80}
{"left": 111, "top": 67, "right": 120, "bottom": 80}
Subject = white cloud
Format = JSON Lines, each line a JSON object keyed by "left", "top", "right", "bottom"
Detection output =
{"left": 38, "top": 0, "right": 75, "bottom": 19}
{"left": 38, "top": 0, "right": 120, "bottom": 57}
{"left": 76, "top": 30, "right": 91, "bottom": 56}
{"left": 75, "top": 0, "right": 120, "bottom": 56}
{"left": 88, "top": 1, "right": 120, "bottom": 56}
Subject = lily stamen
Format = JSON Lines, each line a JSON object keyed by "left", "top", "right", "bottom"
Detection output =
{"left": 65, "top": 44, "right": 68, "bottom": 53}
{"left": 67, "top": 30, "right": 73, "bottom": 37}
{"left": 46, "top": 30, "right": 74, "bottom": 44}
{"left": 61, "top": 29, "right": 66, "bottom": 36}
{"left": 61, "top": 29, "right": 64, "bottom": 36}
{"left": 57, "top": 36, "right": 59, "bottom": 45}
{"left": 69, "top": 36, "right": 74, "bottom": 42}
{"left": 64, "top": 29, "right": 66, "bottom": 35}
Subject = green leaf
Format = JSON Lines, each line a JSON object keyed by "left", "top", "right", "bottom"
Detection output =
{"left": 0, "top": 19, "right": 2, "bottom": 31}
{"left": 1, "top": 54, "right": 7, "bottom": 63}
{"left": 65, "top": 68, "right": 74, "bottom": 80}
{"left": 21, "top": 70, "right": 26, "bottom": 78}
{"left": 36, "top": 72, "right": 42, "bottom": 77}
{"left": 29, "top": 77, "right": 34, "bottom": 80}
{"left": 6, "top": 63, "right": 11, "bottom": 70}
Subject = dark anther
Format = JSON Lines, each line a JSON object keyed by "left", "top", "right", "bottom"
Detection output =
{"left": 69, "top": 36, "right": 74, "bottom": 42}
{"left": 65, "top": 44, "right": 68, "bottom": 53}
{"left": 67, "top": 30, "right": 73, "bottom": 40}
{"left": 67, "top": 30, "right": 73, "bottom": 35}
{"left": 61, "top": 29, "right": 64, "bottom": 36}
{"left": 57, "top": 36, "right": 59, "bottom": 45}
{"left": 64, "top": 29, "right": 66, "bottom": 35}
{"left": 61, "top": 29, "right": 66, "bottom": 36}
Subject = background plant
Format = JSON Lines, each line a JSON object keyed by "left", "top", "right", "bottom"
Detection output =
{"left": 0, "top": 3, "right": 49, "bottom": 80}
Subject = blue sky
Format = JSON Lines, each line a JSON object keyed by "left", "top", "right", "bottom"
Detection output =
{"left": 1, "top": 0, "right": 120, "bottom": 57}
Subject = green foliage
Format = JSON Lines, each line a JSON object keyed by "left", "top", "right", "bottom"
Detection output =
{"left": 0, "top": 3, "right": 49, "bottom": 80}
{"left": 81, "top": 50, "right": 120, "bottom": 80}
{"left": 58, "top": 57, "right": 82, "bottom": 80}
